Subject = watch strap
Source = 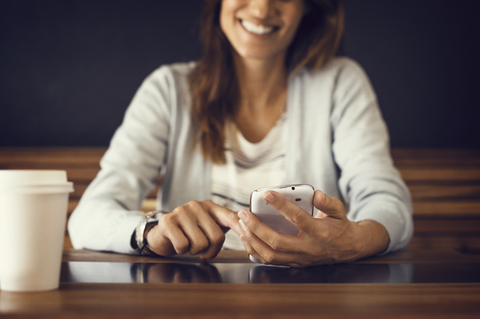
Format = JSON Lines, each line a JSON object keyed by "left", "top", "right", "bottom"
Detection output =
{"left": 139, "top": 221, "right": 159, "bottom": 255}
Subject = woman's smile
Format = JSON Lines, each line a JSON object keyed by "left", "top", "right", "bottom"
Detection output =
{"left": 239, "top": 19, "right": 278, "bottom": 35}
{"left": 220, "top": 0, "right": 304, "bottom": 61}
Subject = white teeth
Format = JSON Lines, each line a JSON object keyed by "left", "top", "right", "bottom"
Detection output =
{"left": 240, "top": 20, "right": 275, "bottom": 35}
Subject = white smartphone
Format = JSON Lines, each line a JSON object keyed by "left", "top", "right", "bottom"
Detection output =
{"left": 249, "top": 184, "right": 315, "bottom": 236}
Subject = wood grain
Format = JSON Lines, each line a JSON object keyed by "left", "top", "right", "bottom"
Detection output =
{"left": 2, "top": 147, "right": 480, "bottom": 252}
{"left": 1, "top": 283, "right": 479, "bottom": 318}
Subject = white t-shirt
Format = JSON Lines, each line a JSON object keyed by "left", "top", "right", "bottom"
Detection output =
{"left": 211, "top": 116, "right": 287, "bottom": 249}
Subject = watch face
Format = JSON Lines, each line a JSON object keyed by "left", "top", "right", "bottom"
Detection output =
{"left": 135, "top": 221, "right": 148, "bottom": 250}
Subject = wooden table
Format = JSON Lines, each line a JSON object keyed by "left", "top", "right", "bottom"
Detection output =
{"left": 1, "top": 248, "right": 480, "bottom": 318}
{"left": 1, "top": 148, "right": 480, "bottom": 317}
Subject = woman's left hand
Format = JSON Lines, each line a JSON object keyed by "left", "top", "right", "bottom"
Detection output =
{"left": 236, "top": 190, "right": 389, "bottom": 267}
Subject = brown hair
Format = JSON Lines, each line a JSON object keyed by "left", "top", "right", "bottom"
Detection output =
{"left": 189, "top": 0, "right": 344, "bottom": 164}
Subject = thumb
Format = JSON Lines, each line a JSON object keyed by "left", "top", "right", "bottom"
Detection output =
{"left": 313, "top": 190, "right": 346, "bottom": 219}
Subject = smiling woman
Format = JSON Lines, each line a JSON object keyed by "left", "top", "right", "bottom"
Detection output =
{"left": 68, "top": 0, "right": 413, "bottom": 267}
{"left": 190, "top": 0, "right": 344, "bottom": 161}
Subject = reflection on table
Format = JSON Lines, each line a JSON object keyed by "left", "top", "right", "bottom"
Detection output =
{"left": 62, "top": 261, "right": 480, "bottom": 284}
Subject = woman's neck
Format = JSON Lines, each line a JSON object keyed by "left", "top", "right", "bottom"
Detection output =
{"left": 234, "top": 52, "right": 287, "bottom": 114}
{"left": 232, "top": 52, "right": 288, "bottom": 143}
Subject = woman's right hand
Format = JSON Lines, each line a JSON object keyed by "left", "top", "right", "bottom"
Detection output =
{"left": 145, "top": 200, "right": 242, "bottom": 259}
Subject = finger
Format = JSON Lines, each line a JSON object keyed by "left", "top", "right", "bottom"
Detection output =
{"left": 239, "top": 221, "right": 303, "bottom": 267}
{"left": 262, "top": 191, "right": 314, "bottom": 234}
{"left": 313, "top": 190, "right": 346, "bottom": 219}
{"left": 145, "top": 224, "right": 176, "bottom": 256}
{"left": 205, "top": 200, "right": 243, "bottom": 236}
{"left": 198, "top": 223, "right": 225, "bottom": 260}
{"left": 198, "top": 201, "right": 239, "bottom": 259}
{"left": 156, "top": 214, "right": 190, "bottom": 255}
{"left": 185, "top": 203, "right": 227, "bottom": 259}
{"left": 238, "top": 218, "right": 275, "bottom": 264}
{"left": 176, "top": 205, "right": 214, "bottom": 255}
{"left": 239, "top": 233, "right": 260, "bottom": 260}
{"left": 238, "top": 209, "right": 300, "bottom": 252}
{"left": 182, "top": 200, "right": 234, "bottom": 256}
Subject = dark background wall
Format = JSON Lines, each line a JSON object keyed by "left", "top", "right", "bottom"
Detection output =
{"left": 1, "top": 0, "right": 478, "bottom": 148}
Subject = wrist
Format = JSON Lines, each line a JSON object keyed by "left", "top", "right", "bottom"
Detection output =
{"left": 354, "top": 220, "right": 390, "bottom": 258}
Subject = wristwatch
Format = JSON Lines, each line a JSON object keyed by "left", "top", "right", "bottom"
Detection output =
{"left": 132, "top": 211, "right": 159, "bottom": 253}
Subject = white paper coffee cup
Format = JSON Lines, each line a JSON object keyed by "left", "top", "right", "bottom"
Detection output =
{"left": 0, "top": 170, "right": 74, "bottom": 292}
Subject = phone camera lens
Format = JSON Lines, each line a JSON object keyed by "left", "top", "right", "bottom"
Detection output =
{"left": 291, "top": 186, "right": 295, "bottom": 191}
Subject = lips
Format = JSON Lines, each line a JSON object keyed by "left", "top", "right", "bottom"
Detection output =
{"left": 240, "top": 19, "right": 278, "bottom": 35}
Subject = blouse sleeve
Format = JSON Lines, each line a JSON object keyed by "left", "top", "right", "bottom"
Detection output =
{"left": 330, "top": 59, "right": 413, "bottom": 253}
{"left": 67, "top": 66, "right": 176, "bottom": 254}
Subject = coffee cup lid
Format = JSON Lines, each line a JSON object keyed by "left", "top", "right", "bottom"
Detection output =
{"left": 0, "top": 170, "right": 70, "bottom": 186}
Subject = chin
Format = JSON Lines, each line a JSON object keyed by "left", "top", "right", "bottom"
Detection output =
{"left": 234, "top": 47, "right": 283, "bottom": 63}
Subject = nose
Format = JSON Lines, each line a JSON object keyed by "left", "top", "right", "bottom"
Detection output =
{"left": 249, "top": 0, "right": 275, "bottom": 19}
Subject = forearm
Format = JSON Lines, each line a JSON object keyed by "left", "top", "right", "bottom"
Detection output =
{"left": 68, "top": 200, "right": 145, "bottom": 253}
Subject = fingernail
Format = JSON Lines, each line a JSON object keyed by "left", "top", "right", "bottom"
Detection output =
{"left": 239, "top": 219, "right": 248, "bottom": 231}
{"left": 238, "top": 210, "right": 248, "bottom": 222}
{"left": 263, "top": 192, "right": 274, "bottom": 203}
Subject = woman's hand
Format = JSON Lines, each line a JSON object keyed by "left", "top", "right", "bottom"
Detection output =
{"left": 146, "top": 200, "right": 242, "bottom": 260}
{"left": 237, "top": 190, "right": 389, "bottom": 267}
